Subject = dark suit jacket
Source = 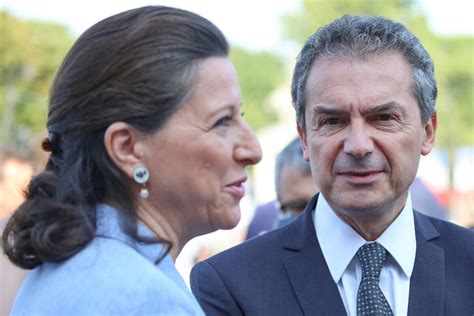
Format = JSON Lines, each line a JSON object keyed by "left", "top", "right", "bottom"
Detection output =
{"left": 191, "top": 194, "right": 474, "bottom": 315}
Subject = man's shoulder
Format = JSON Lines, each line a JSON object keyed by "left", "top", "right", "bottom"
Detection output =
{"left": 415, "top": 211, "right": 474, "bottom": 251}
{"left": 190, "top": 223, "right": 299, "bottom": 304}
{"left": 416, "top": 211, "right": 472, "bottom": 236}
{"left": 211, "top": 225, "right": 287, "bottom": 263}
{"left": 205, "top": 208, "right": 314, "bottom": 267}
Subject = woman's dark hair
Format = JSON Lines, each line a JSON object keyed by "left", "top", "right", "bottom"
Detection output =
{"left": 2, "top": 5, "right": 229, "bottom": 269}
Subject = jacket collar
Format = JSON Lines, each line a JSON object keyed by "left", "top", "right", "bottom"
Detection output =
{"left": 279, "top": 195, "right": 445, "bottom": 315}
{"left": 408, "top": 211, "right": 444, "bottom": 315}
{"left": 281, "top": 193, "right": 346, "bottom": 314}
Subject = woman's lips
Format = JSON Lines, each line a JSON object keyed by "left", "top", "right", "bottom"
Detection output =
{"left": 225, "top": 178, "right": 246, "bottom": 198}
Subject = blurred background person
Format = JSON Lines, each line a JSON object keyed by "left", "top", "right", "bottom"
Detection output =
{"left": 246, "top": 137, "right": 317, "bottom": 239}
{"left": 0, "top": 152, "right": 33, "bottom": 316}
{"left": 0, "top": 136, "right": 48, "bottom": 315}
{"left": 2, "top": 5, "right": 261, "bottom": 315}
{"left": 410, "top": 177, "right": 448, "bottom": 220}
{"left": 0, "top": 153, "right": 33, "bottom": 218}
{"left": 274, "top": 137, "right": 319, "bottom": 228}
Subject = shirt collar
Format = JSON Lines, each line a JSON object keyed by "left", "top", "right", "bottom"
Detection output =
{"left": 377, "top": 192, "right": 416, "bottom": 278}
{"left": 315, "top": 192, "right": 416, "bottom": 283}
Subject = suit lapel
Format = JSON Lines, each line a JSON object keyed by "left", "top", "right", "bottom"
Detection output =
{"left": 408, "top": 211, "right": 445, "bottom": 316}
{"left": 282, "top": 195, "right": 346, "bottom": 315}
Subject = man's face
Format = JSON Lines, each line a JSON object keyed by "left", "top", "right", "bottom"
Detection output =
{"left": 278, "top": 164, "right": 318, "bottom": 216}
{"left": 298, "top": 52, "right": 436, "bottom": 221}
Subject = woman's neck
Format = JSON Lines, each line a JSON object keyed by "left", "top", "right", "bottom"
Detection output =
{"left": 136, "top": 200, "right": 183, "bottom": 261}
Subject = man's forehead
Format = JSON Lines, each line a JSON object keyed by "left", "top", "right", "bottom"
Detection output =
{"left": 307, "top": 51, "right": 408, "bottom": 79}
{"left": 305, "top": 53, "right": 413, "bottom": 102}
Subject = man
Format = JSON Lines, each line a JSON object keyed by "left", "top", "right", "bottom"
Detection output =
{"left": 191, "top": 15, "right": 473, "bottom": 315}
{"left": 246, "top": 141, "right": 447, "bottom": 240}
{"left": 246, "top": 137, "right": 317, "bottom": 240}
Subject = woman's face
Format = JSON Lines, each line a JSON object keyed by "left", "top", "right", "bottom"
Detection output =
{"left": 142, "top": 57, "right": 262, "bottom": 239}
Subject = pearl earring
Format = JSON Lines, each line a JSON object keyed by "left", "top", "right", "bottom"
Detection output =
{"left": 133, "top": 165, "right": 150, "bottom": 199}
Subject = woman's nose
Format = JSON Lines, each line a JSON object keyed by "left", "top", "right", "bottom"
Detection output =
{"left": 234, "top": 121, "right": 262, "bottom": 166}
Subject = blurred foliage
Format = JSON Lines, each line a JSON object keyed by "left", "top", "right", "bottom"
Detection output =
{"left": 434, "top": 35, "right": 474, "bottom": 147}
{"left": 230, "top": 47, "right": 285, "bottom": 131}
{"left": 0, "top": 10, "right": 285, "bottom": 155}
{"left": 1, "top": 2, "right": 471, "bottom": 160}
{"left": 0, "top": 10, "right": 74, "bottom": 154}
{"left": 282, "top": 0, "right": 425, "bottom": 43}
{"left": 282, "top": 0, "right": 473, "bottom": 151}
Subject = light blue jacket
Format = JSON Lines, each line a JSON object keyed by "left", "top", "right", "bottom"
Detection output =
{"left": 11, "top": 204, "right": 204, "bottom": 315}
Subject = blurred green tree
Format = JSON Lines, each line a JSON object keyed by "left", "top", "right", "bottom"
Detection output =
{"left": 282, "top": 0, "right": 474, "bottom": 189}
{"left": 0, "top": 11, "right": 285, "bottom": 155}
{"left": 0, "top": 10, "right": 74, "bottom": 154}
{"left": 230, "top": 47, "right": 285, "bottom": 131}
{"left": 282, "top": 0, "right": 427, "bottom": 43}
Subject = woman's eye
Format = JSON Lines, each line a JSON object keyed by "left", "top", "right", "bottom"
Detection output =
{"left": 214, "top": 115, "right": 232, "bottom": 127}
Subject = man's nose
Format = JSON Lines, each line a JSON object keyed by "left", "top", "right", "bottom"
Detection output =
{"left": 343, "top": 121, "right": 374, "bottom": 158}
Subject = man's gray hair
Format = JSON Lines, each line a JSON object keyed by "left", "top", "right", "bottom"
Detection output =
{"left": 274, "top": 137, "right": 311, "bottom": 198}
{"left": 291, "top": 14, "right": 437, "bottom": 130}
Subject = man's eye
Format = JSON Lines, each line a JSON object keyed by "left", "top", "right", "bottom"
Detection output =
{"left": 322, "top": 118, "right": 342, "bottom": 126}
{"left": 371, "top": 114, "right": 399, "bottom": 124}
{"left": 377, "top": 114, "right": 394, "bottom": 121}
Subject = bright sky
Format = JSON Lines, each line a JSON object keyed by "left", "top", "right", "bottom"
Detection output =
{"left": 1, "top": 0, "right": 473, "bottom": 52}
{"left": 1, "top": 0, "right": 296, "bottom": 52}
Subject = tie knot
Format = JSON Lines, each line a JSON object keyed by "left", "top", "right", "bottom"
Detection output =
{"left": 357, "top": 242, "right": 387, "bottom": 278}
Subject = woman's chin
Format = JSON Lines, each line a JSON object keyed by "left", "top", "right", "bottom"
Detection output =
{"left": 215, "top": 205, "right": 241, "bottom": 231}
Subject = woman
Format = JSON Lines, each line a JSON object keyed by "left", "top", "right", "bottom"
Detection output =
{"left": 2, "top": 6, "right": 261, "bottom": 315}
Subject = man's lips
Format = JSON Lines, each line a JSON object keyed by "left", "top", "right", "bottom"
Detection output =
{"left": 225, "top": 177, "right": 247, "bottom": 198}
{"left": 338, "top": 170, "right": 383, "bottom": 184}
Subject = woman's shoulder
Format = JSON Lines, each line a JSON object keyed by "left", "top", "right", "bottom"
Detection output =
{"left": 12, "top": 236, "right": 203, "bottom": 315}
{"left": 44, "top": 236, "right": 172, "bottom": 289}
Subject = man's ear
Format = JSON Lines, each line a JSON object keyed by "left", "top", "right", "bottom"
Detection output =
{"left": 297, "top": 123, "right": 310, "bottom": 161}
{"left": 421, "top": 112, "right": 437, "bottom": 156}
{"left": 104, "top": 122, "right": 146, "bottom": 178}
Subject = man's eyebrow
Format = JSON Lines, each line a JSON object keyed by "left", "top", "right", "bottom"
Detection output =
{"left": 312, "top": 106, "right": 347, "bottom": 116}
{"left": 365, "top": 102, "right": 403, "bottom": 113}
{"left": 310, "top": 102, "right": 406, "bottom": 119}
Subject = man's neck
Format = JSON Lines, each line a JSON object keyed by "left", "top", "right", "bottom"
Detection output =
{"left": 329, "top": 197, "right": 407, "bottom": 241}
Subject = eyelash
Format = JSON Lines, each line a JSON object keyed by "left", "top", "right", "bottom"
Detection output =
{"left": 320, "top": 117, "right": 346, "bottom": 126}
{"left": 376, "top": 114, "right": 395, "bottom": 121}
{"left": 214, "top": 112, "right": 244, "bottom": 128}
{"left": 215, "top": 115, "right": 232, "bottom": 127}
{"left": 318, "top": 113, "right": 397, "bottom": 129}
{"left": 370, "top": 114, "right": 397, "bottom": 123}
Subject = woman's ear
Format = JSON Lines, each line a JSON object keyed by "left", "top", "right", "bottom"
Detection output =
{"left": 104, "top": 122, "right": 145, "bottom": 178}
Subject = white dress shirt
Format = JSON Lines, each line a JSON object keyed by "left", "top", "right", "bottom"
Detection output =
{"left": 314, "top": 193, "right": 416, "bottom": 315}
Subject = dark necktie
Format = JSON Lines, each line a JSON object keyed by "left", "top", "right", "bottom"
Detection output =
{"left": 356, "top": 242, "right": 394, "bottom": 315}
